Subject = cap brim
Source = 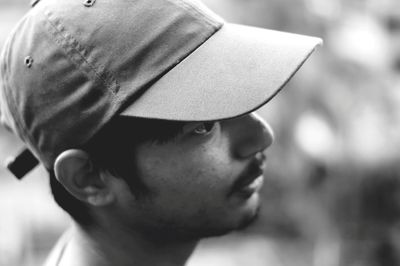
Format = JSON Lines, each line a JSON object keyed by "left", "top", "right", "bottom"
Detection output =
{"left": 121, "top": 23, "right": 322, "bottom": 121}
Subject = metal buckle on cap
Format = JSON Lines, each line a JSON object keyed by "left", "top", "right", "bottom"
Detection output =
{"left": 5, "top": 149, "right": 39, "bottom": 180}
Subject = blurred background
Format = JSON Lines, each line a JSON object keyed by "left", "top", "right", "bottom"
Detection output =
{"left": 1, "top": 0, "right": 400, "bottom": 265}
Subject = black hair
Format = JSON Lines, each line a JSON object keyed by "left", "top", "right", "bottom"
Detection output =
{"left": 49, "top": 116, "right": 185, "bottom": 227}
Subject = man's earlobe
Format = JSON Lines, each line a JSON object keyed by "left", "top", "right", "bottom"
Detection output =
{"left": 54, "top": 149, "right": 115, "bottom": 206}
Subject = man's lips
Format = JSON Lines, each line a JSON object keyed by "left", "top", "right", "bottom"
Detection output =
{"left": 229, "top": 152, "right": 266, "bottom": 197}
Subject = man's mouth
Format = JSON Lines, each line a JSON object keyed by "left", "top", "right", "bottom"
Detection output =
{"left": 234, "top": 174, "right": 264, "bottom": 198}
{"left": 229, "top": 152, "right": 266, "bottom": 198}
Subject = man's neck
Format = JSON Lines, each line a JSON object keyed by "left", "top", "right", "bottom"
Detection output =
{"left": 59, "top": 223, "right": 198, "bottom": 266}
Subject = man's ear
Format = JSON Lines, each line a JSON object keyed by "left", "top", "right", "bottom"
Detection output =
{"left": 54, "top": 149, "right": 115, "bottom": 207}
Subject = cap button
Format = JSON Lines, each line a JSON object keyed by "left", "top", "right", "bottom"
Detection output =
{"left": 83, "top": 0, "right": 96, "bottom": 7}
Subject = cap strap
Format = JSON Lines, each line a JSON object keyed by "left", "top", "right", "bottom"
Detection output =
{"left": 5, "top": 148, "right": 39, "bottom": 180}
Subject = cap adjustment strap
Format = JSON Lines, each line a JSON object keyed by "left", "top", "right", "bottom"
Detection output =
{"left": 5, "top": 149, "right": 39, "bottom": 180}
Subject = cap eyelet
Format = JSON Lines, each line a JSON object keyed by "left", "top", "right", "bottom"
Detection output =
{"left": 24, "top": 56, "right": 34, "bottom": 68}
{"left": 83, "top": 0, "right": 96, "bottom": 7}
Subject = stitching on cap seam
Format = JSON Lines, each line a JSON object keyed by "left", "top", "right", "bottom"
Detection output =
{"left": 44, "top": 9, "right": 120, "bottom": 94}
{"left": 44, "top": 8, "right": 123, "bottom": 159}
{"left": 44, "top": 9, "right": 119, "bottom": 93}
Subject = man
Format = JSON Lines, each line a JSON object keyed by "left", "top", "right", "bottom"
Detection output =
{"left": 0, "top": 0, "right": 321, "bottom": 265}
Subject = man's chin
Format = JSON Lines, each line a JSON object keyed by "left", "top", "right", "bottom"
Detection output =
{"left": 198, "top": 205, "right": 262, "bottom": 239}
{"left": 165, "top": 201, "right": 262, "bottom": 241}
{"left": 235, "top": 204, "right": 261, "bottom": 231}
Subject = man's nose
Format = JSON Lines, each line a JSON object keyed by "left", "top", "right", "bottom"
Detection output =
{"left": 229, "top": 112, "right": 274, "bottom": 159}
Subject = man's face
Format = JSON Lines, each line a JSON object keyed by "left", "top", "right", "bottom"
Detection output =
{"left": 113, "top": 112, "right": 274, "bottom": 240}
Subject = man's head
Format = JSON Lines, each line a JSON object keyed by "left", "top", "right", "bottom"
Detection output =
{"left": 0, "top": 0, "right": 321, "bottom": 238}
{"left": 51, "top": 113, "right": 273, "bottom": 239}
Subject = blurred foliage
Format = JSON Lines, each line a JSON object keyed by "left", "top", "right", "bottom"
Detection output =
{"left": 1, "top": 0, "right": 400, "bottom": 265}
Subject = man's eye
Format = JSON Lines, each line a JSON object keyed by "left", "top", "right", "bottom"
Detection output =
{"left": 193, "top": 122, "right": 215, "bottom": 135}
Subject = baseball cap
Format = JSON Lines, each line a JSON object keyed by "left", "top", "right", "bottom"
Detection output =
{"left": 0, "top": 0, "right": 322, "bottom": 178}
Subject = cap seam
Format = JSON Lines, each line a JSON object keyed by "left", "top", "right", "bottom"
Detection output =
{"left": 43, "top": 8, "right": 120, "bottom": 94}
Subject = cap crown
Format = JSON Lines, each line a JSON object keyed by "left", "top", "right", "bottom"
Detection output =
{"left": 0, "top": 0, "right": 223, "bottom": 168}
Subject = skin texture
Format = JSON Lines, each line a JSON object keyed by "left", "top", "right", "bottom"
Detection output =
{"left": 54, "top": 112, "right": 274, "bottom": 266}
